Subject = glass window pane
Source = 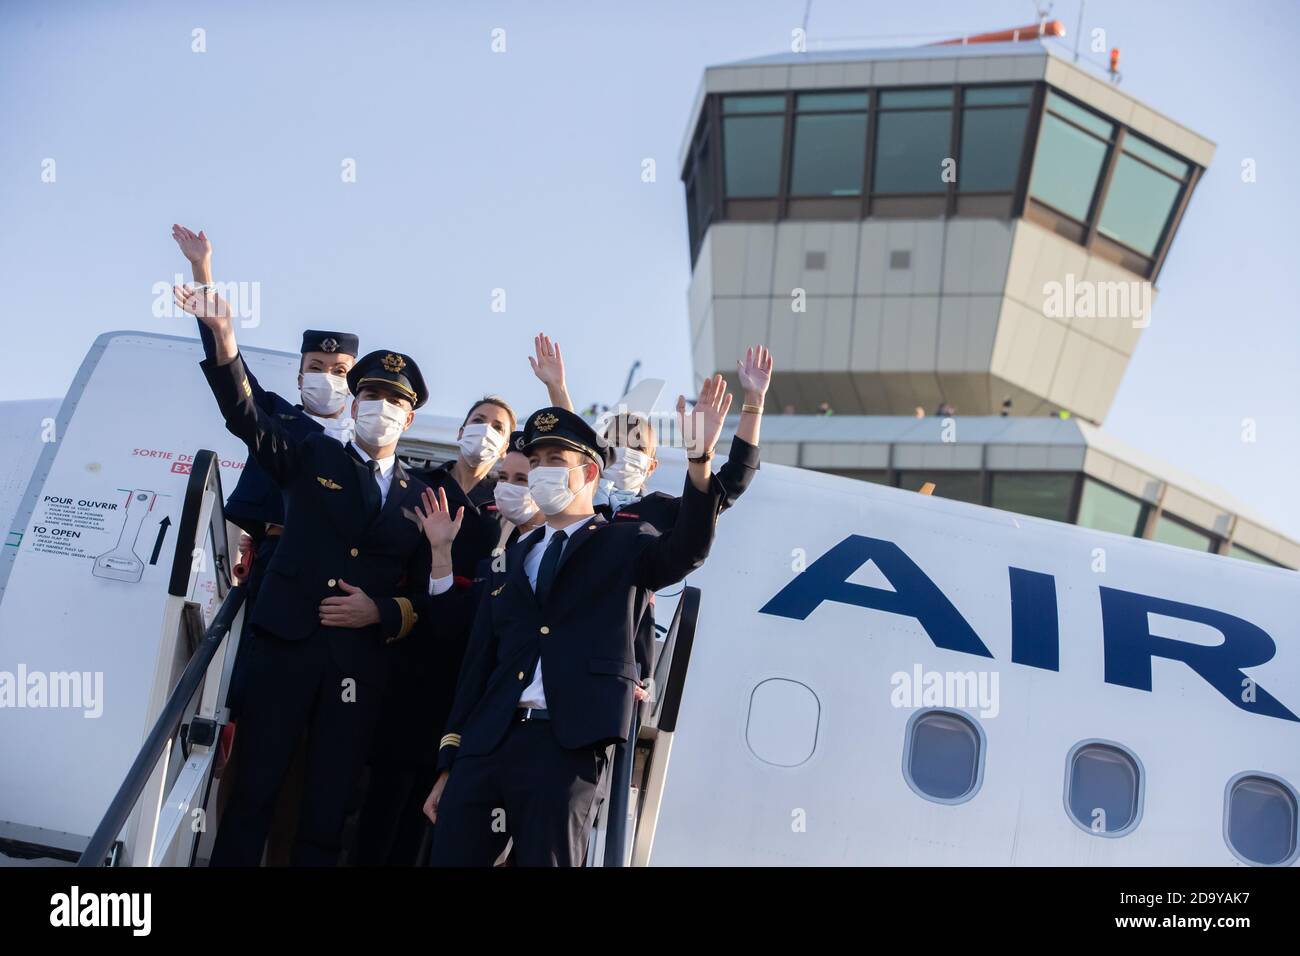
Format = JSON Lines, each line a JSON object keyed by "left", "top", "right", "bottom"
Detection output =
{"left": 1046, "top": 91, "right": 1114, "bottom": 138}
{"left": 896, "top": 471, "right": 982, "bottom": 505}
{"left": 1077, "top": 479, "right": 1144, "bottom": 536}
{"left": 1029, "top": 113, "right": 1108, "bottom": 220}
{"left": 695, "top": 137, "right": 714, "bottom": 221}
{"left": 872, "top": 110, "right": 951, "bottom": 194}
{"left": 907, "top": 712, "right": 980, "bottom": 801}
{"left": 723, "top": 94, "right": 785, "bottom": 114}
{"left": 1123, "top": 136, "right": 1189, "bottom": 178}
{"left": 1097, "top": 153, "right": 1181, "bottom": 255}
{"left": 722, "top": 115, "right": 784, "bottom": 197}
{"left": 959, "top": 107, "right": 1028, "bottom": 192}
{"left": 965, "top": 85, "right": 1032, "bottom": 106}
{"left": 880, "top": 88, "right": 953, "bottom": 108}
{"left": 1229, "top": 544, "right": 1280, "bottom": 567}
{"left": 1228, "top": 776, "right": 1297, "bottom": 866}
{"left": 797, "top": 91, "right": 869, "bottom": 112}
{"left": 990, "top": 473, "right": 1074, "bottom": 522}
{"left": 1068, "top": 744, "right": 1141, "bottom": 834}
{"left": 1152, "top": 515, "right": 1214, "bottom": 552}
{"left": 790, "top": 113, "right": 867, "bottom": 196}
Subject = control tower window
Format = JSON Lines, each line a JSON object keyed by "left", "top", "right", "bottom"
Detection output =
{"left": 789, "top": 92, "right": 869, "bottom": 199}
{"left": 1077, "top": 478, "right": 1146, "bottom": 536}
{"left": 1228, "top": 544, "right": 1281, "bottom": 567}
{"left": 1028, "top": 92, "right": 1114, "bottom": 226}
{"left": 1097, "top": 135, "right": 1189, "bottom": 256}
{"left": 1151, "top": 514, "right": 1215, "bottom": 552}
{"left": 871, "top": 88, "right": 953, "bottom": 205}
{"left": 990, "top": 472, "right": 1075, "bottom": 523}
{"left": 958, "top": 86, "right": 1031, "bottom": 199}
{"left": 721, "top": 95, "right": 785, "bottom": 199}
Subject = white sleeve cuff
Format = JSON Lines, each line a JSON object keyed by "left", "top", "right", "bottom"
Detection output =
{"left": 429, "top": 573, "right": 454, "bottom": 596}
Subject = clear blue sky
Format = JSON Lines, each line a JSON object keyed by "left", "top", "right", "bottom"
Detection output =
{"left": 2, "top": 0, "right": 1297, "bottom": 537}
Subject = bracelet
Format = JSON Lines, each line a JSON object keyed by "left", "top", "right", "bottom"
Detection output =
{"left": 742, "top": 403, "right": 764, "bottom": 414}
{"left": 688, "top": 450, "right": 714, "bottom": 464}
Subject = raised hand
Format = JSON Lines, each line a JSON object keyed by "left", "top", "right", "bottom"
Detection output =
{"left": 737, "top": 345, "right": 773, "bottom": 402}
{"left": 529, "top": 333, "right": 565, "bottom": 388}
{"left": 416, "top": 486, "right": 464, "bottom": 552}
{"left": 528, "top": 332, "right": 574, "bottom": 411}
{"left": 173, "top": 283, "right": 233, "bottom": 332}
{"left": 171, "top": 224, "right": 211, "bottom": 265}
{"left": 677, "top": 373, "right": 733, "bottom": 461}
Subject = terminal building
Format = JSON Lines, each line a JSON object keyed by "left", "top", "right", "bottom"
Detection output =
{"left": 676, "top": 32, "right": 1298, "bottom": 569}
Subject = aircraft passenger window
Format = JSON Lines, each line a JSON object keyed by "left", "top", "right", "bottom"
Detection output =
{"left": 1065, "top": 741, "right": 1143, "bottom": 837}
{"left": 903, "top": 710, "right": 984, "bottom": 804}
{"left": 1224, "top": 773, "right": 1298, "bottom": 867}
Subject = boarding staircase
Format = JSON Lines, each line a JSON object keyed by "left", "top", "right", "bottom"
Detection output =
{"left": 74, "top": 448, "right": 699, "bottom": 867}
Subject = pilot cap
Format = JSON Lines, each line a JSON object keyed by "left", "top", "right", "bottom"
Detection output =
{"left": 521, "top": 406, "right": 612, "bottom": 467}
{"left": 347, "top": 350, "right": 429, "bottom": 409}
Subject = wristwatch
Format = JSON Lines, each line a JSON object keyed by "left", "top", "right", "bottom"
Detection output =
{"left": 688, "top": 449, "right": 714, "bottom": 463}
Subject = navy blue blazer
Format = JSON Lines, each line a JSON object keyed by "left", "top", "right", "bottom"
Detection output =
{"left": 201, "top": 353, "right": 433, "bottom": 687}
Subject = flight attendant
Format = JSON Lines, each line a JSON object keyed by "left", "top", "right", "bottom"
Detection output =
{"left": 175, "top": 283, "right": 445, "bottom": 867}
{"left": 422, "top": 375, "right": 735, "bottom": 866}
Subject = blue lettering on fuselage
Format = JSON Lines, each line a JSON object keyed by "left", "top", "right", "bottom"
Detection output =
{"left": 759, "top": 534, "right": 1297, "bottom": 723}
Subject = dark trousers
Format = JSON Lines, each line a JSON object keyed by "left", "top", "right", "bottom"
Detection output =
{"left": 429, "top": 719, "right": 608, "bottom": 867}
{"left": 210, "top": 629, "right": 382, "bottom": 867}
{"left": 353, "top": 761, "right": 436, "bottom": 866}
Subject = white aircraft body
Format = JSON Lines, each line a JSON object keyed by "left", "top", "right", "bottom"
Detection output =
{"left": 0, "top": 332, "right": 1296, "bottom": 866}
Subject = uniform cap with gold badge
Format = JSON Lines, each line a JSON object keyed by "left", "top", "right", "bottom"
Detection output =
{"left": 301, "top": 330, "right": 359, "bottom": 358}
{"left": 521, "top": 406, "right": 613, "bottom": 466}
{"left": 347, "top": 350, "right": 429, "bottom": 408}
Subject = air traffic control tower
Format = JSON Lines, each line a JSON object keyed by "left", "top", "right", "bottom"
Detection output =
{"left": 682, "top": 26, "right": 1300, "bottom": 568}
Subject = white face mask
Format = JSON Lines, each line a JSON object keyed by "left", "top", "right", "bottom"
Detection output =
{"left": 353, "top": 399, "right": 407, "bottom": 448}
{"left": 300, "top": 372, "right": 350, "bottom": 416}
{"left": 458, "top": 422, "right": 507, "bottom": 467}
{"left": 601, "top": 446, "right": 653, "bottom": 492}
{"left": 527, "top": 464, "right": 591, "bottom": 516}
{"left": 494, "top": 481, "right": 539, "bottom": 526}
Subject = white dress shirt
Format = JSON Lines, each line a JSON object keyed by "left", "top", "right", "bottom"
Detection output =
{"left": 350, "top": 442, "right": 396, "bottom": 505}
{"left": 517, "top": 514, "right": 592, "bottom": 710}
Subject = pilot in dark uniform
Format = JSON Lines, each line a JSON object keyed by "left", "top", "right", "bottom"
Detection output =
{"left": 354, "top": 400, "right": 514, "bottom": 865}
{"left": 175, "top": 282, "right": 442, "bottom": 867}
{"left": 423, "top": 379, "right": 735, "bottom": 866}
{"left": 199, "top": 327, "right": 360, "bottom": 715}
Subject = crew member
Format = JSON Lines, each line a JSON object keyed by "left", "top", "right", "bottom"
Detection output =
{"left": 422, "top": 374, "right": 735, "bottom": 866}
